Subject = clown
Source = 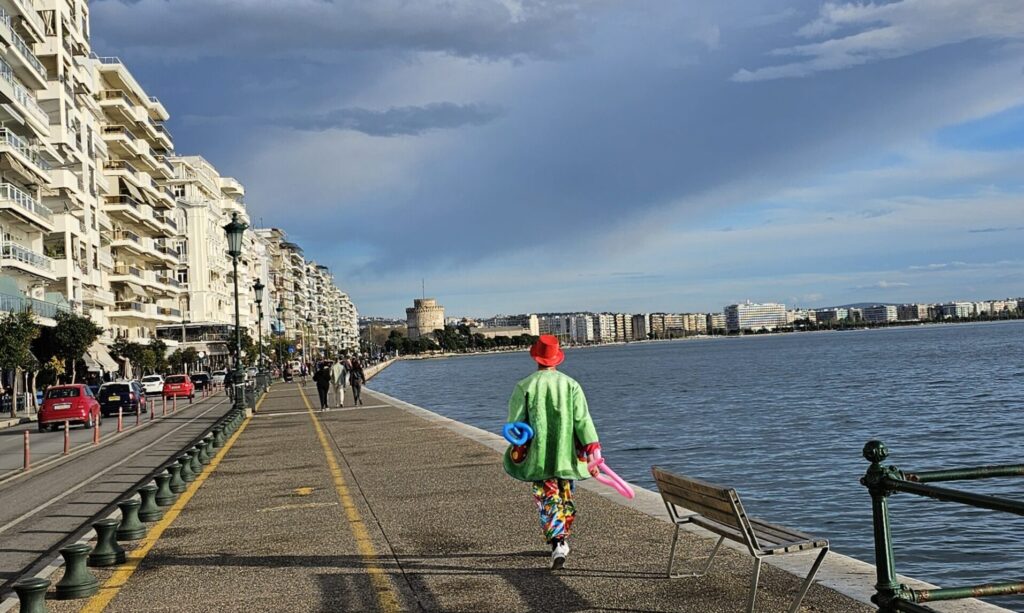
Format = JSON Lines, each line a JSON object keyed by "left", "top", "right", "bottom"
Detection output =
{"left": 503, "top": 335, "right": 602, "bottom": 570}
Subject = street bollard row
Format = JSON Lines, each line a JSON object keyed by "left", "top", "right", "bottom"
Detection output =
{"left": 11, "top": 404, "right": 249, "bottom": 610}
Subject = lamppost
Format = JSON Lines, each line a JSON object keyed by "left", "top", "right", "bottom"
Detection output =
{"left": 276, "top": 303, "right": 284, "bottom": 367}
{"left": 253, "top": 279, "right": 264, "bottom": 379}
{"left": 223, "top": 212, "right": 247, "bottom": 413}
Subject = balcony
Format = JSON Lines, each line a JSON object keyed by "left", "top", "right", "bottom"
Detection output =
{"left": 0, "top": 292, "right": 68, "bottom": 320}
{"left": 0, "top": 8, "right": 46, "bottom": 87}
{"left": 114, "top": 300, "right": 144, "bottom": 314}
{"left": 1, "top": 241, "right": 54, "bottom": 279}
{"left": 0, "top": 182, "right": 52, "bottom": 231}
{"left": 0, "top": 127, "right": 50, "bottom": 181}
{"left": 103, "top": 159, "right": 140, "bottom": 176}
{"left": 112, "top": 262, "right": 142, "bottom": 278}
{"left": 0, "top": 57, "right": 48, "bottom": 130}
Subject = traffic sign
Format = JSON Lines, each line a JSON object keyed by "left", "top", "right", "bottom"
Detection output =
{"left": 288, "top": 346, "right": 295, "bottom": 354}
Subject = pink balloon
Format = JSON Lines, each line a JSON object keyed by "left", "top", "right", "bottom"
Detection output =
{"left": 587, "top": 458, "right": 635, "bottom": 499}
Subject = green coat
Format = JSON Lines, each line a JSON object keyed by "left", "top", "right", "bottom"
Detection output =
{"left": 503, "top": 369, "right": 599, "bottom": 482}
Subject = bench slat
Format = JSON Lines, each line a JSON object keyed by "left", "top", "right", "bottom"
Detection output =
{"left": 749, "top": 518, "right": 814, "bottom": 544}
{"left": 656, "top": 480, "right": 736, "bottom": 515}
{"left": 652, "top": 467, "right": 733, "bottom": 500}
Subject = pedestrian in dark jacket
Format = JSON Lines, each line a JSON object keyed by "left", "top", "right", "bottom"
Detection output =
{"left": 348, "top": 359, "right": 366, "bottom": 406}
{"left": 313, "top": 362, "right": 331, "bottom": 411}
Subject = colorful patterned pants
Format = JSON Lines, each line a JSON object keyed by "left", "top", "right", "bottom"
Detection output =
{"left": 532, "top": 479, "right": 575, "bottom": 543}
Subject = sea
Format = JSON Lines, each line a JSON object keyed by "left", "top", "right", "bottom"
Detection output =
{"left": 370, "top": 320, "right": 1024, "bottom": 610}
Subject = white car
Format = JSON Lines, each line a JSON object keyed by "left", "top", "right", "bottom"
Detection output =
{"left": 140, "top": 374, "right": 164, "bottom": 395}
{"left": 210, "top": 371, "right": 226, "bottom": 386}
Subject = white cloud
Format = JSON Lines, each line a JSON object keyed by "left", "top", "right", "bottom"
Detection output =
{"left": 733, "top": 0, "right": 1024, "bottom": 81}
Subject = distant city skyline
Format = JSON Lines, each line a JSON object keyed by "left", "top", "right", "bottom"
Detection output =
{"left": 93, "top": 1, "right": 1024, "bottom": 317}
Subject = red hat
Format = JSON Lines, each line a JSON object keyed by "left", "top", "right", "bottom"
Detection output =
{"left": 530, "top": 335, "right": 565, "bottom": 367}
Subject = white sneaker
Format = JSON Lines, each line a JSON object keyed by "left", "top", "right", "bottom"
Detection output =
{"left": 550, "top": 541, "right": 570, "bottom": 570}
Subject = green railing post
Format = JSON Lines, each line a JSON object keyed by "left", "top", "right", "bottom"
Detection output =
{"left": 861, "top": 441, "right": 909, "bottom": 612}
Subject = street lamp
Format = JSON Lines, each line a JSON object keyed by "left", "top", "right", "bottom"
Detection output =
{"left": 223, "top": 211, "right": 247, "bottom": 413}
{"left": 253, "top": 279, "right": 264, "bottom": 377}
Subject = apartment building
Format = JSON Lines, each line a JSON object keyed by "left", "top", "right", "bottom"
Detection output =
{"left": 814, "top": 308, "right": 849, "bottom": 324}
{"left": 896, "top": 304, "right": 930, "bottom": 321}
{"left": 631, "top": 313, "right": 649, "bottom": 340}
{"left": 613, "top": 313, "right": 632, "bottom": 342}
{"left": 0, "top": 0, "right": 63, "bottom": 325}
{"left": 724, "top": 302, "right": 786, "bottom": 333}
{"left": 862, "top": 305, "right": 898, "bottom": 324}
{"left": 480, "top": 314, "right": 539, "bottom": 336}
{"left": 682, "top": 313, "right": 707, "bottom": 335}
{"left": 939, "top": 302, "right": 973, "bottom": 319}
{"left": 96, "top": 57, "right": 180, "bottom": 343}
{"left": 592, "top": 313, "right": 614, "bottom": 342}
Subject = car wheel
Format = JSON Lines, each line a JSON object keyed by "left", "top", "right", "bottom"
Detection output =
{"left": 38, "top": 422, "right": 45, "bottom": 432}
{"left": 86, "top": 414, "right": 94, "bottom": 429}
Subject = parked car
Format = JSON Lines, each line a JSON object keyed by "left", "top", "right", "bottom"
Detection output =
{"left": 210, "top": 371, "right": 226, "bottom": 386}
{"left": 98, "top": 381, "right": 147, "bottom": 417}
{"left": 141, "top": 374, "right": 165, "bottom": 395}
{"left": 38, "top": 384, "right": 101, "bottom": 431}
{"left": 191, "top": 372, "right": 211, "bottom": 391}
{"left": 163, "top": 374, "right": 195, "bottom": 402}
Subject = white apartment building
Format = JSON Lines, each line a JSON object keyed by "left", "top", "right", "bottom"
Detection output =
{"left": 592, "top": 313, "right": 614, "bottom": 342}
{"left": 682, "top": 313, "right": 708, "bottom": 335}
{"left": 481, "top": 314, "right": 539, "bottom": 336}
{"left": 97, "top": 57, "right": 181, "bottom": 343}
{"left": 705, "top": 312, "right": 726, "bottom": 333}
{"left": 939, "top": 302, "right": 973, "bottom": 319}
{"left": 724, "top": 302, "right": 787, "bottom": 333}
{"left": 0, "top": 0, "right": 63, "bottom": 325}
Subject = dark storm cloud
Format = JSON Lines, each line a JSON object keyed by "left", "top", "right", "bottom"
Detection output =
{"left": 274, "top": 103, "right": 503, "bottom": 136}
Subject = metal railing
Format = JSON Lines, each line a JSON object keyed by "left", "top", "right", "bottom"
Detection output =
{"left": 98, "top": 89, "right": 132, "bottom": 104}
{"left": 97, "top": 56, "right": 122, "bottom": 65}
{"left": 1, "top": 241, "right": 53, "bottom": 272}
{"left": 0, "top": 127, "right": 49, "bottom": 170}
{"left": 102, "top": 125, "right": 139, "bottom": 141}
{"left": 0, "top": 292, "right": 68, "bottom": 318}
{"left": 113, "top": 263, "right": 142, "bottom": 278}
{"left": 0, "top": 8, "right": 46, "bottom": 80}
{"left": 105, "top": 194, "right": 142, "bottom": 209}
{"left": 0, "top": 57, "right": 47, "bottom": 124}
{"left": 0, "top": 182, "right": 52, "bottom": 221}
{"left": 112, "top": 229, "right": 141, "bottom": 244}
{"left": 861, "top": 441, "right": 1024, "bottom": 612}
{"left": 104, "top": 159, "right": 139, "bottom": 175}
{"left": 114, "top": 300, "right": 143, "bottom": 313}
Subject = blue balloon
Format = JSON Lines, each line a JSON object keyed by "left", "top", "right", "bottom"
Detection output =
{"left": 503, "top": 421, "right": 534, "bottom": 446}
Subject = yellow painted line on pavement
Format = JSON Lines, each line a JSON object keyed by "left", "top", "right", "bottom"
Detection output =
{"left": 298, "top": 384, "right": 402, "bottom": 613}
{"left": 80, "top": 398, "right": 259, "bottom": 613}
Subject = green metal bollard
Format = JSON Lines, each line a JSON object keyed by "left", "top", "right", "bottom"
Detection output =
{"left": 179, "top": 454, "right": 196, "bottom": 483}
{"left": 116, "top": 498, "right": 147, "bottom": 541}
{"left": 13, "top": 576, "right": 50, "bottom": 613}
{"left": 167, "top": 462, "right": 186, "bottom": 494}
{"left": 189, "top": 446, "right": 203, "bottom": 474}
{"left": 54, "top": 543, "right": 99, "bottom": 599}
{"left": 212, "top": 426, "right": 225, "bottom": 447}
{"left": 198, "top": 437, "right": 213, "bottom": 464}
{"left": 88, "top": 518, "right": 126, "bottom": 566}
{"left": 138, "top": 484, "right": 163, "bottom": 522}
{"left": 155, "top": 472, "right": 176, "bottom": 506}
{"left": 860, "top": 440, "right": 910, "bottom": 612}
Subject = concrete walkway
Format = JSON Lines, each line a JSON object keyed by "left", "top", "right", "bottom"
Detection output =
{"left": 34, "top": 380, "right": 876, "bottom": 613}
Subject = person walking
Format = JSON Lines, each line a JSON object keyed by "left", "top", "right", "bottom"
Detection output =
{"left": 313, "top": 362, "right": 331, "bottom": 411}
{"left": 330, "top": 358, "right": 347, "bottom": 408}
{"left": 503, "top": 335, "right": 601, "bottom": 570}
{"left": 348, "top": 358, "right": 366, "bottom": 406}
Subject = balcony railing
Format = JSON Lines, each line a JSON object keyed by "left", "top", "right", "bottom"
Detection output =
{"left": 104, "top": 159, "right": 139, "bottom": 175}
{"left": 0, "top": 128, "right": 49, "bottom": 170}
{"left": 0, "top": 292, "right": 68, "bottom": 319}
{"left": 0, "top": 58, "right": 46, "bottom": 124}
{"left": 0, "top": 182, "right": 51, "bottom": 221}
{"left": 103, "top": 125, "right": 139, "bottom": 141}
{"left": 155, "top": 214, "right": 177, "bottom": 230}
{"left": 114, "top": 300, "right": 143, "bottom": 313}
{"left": 158, "top": 306, "right": 181, "bottom": 317}
{"left": 113, "top": 263, "right": 142, "bottom": 278}
{"left": 105, "top": 194, "right": 141, "bottom": 209}
{"left": 152, "top": 121, "right": 172, "bottom": 141}
{"left": 157, "top": 156, "right": 174, "bottom": 174}
{"left": 0, "top": 8, "right": 46, "bottom": 80}
{"left": 1, "top": 241, "right": 52, "bottom": 272}
{"left": 97, "top": 56, "right": 122, "bottom": 65}
{"left": 98, "top": 89, "right": 132, "bottom": 104}
{"left": 112, "top": 229, "right": 141, "bottom": 244}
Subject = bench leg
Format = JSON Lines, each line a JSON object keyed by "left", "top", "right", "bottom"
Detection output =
{"left": 787, "top": 546, "right": 829, "bottom": 613}
{"left": 668, "top": 531, "right": 725, "bottom": 579}
{"left": 747, "top": 557, "right": 763, "bottom": 613}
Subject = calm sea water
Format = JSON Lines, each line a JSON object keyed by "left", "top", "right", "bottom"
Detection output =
{"left": 371, "top": 320, "right": 1024, "bottom": 609}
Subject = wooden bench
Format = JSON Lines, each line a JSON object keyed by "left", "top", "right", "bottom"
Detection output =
{"left": 651, "top": 466, "right": 829, "bottom": 613}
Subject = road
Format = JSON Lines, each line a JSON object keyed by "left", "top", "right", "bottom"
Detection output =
{"left": 0, "top": 390, "right": 236, "bottom": 599}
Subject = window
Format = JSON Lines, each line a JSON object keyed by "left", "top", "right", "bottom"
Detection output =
{"left": 176, "top": 268, "right": 188, "bottom": 284}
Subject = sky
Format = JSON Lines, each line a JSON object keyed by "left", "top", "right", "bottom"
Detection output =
{"left": 91, "top": 0, "right": 1024, "bottom": 318}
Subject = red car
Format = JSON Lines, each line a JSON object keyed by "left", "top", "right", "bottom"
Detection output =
{"left": 38, "top": 384, "right": 101, "bottom": 431}
{"left": 163, "top": 374, "right": 195, "bottom": 402}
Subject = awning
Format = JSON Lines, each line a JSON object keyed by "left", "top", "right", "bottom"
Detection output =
{"left": 121, "top": 179, "right": 145, "bottom": 202}
{"left": 122, "top": 282, "right": 146, "bottom": 298}
{"left": 86, "top": 342, "right": 119, "bottom": 372}
{"left": 1, "top": 153, "right": 38, "bottom": 185}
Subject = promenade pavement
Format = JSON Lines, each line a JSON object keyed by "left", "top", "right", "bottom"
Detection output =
{"left": 32, "top": 377, "right": 874, "bottom": 613}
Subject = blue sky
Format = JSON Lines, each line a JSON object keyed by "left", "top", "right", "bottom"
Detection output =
{"left": 92, "top": 0, "right": 1024, "bottom": 317}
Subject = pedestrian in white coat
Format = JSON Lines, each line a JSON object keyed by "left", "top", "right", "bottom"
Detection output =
{"left": 330, "top": 359, "right": 347, "bottom": 408}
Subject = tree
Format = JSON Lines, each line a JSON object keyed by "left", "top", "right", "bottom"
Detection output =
{"left": 50, "top": 311, "right": 102, "bottom": 383}
{"left": 150, "top": 339, "right": 169, "bottom": 374}
{"left": 227, "top": 329, "right": 256, "bottom": 366}
{"left": 0, "top": 311, "right": 40, "bottom": 417}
